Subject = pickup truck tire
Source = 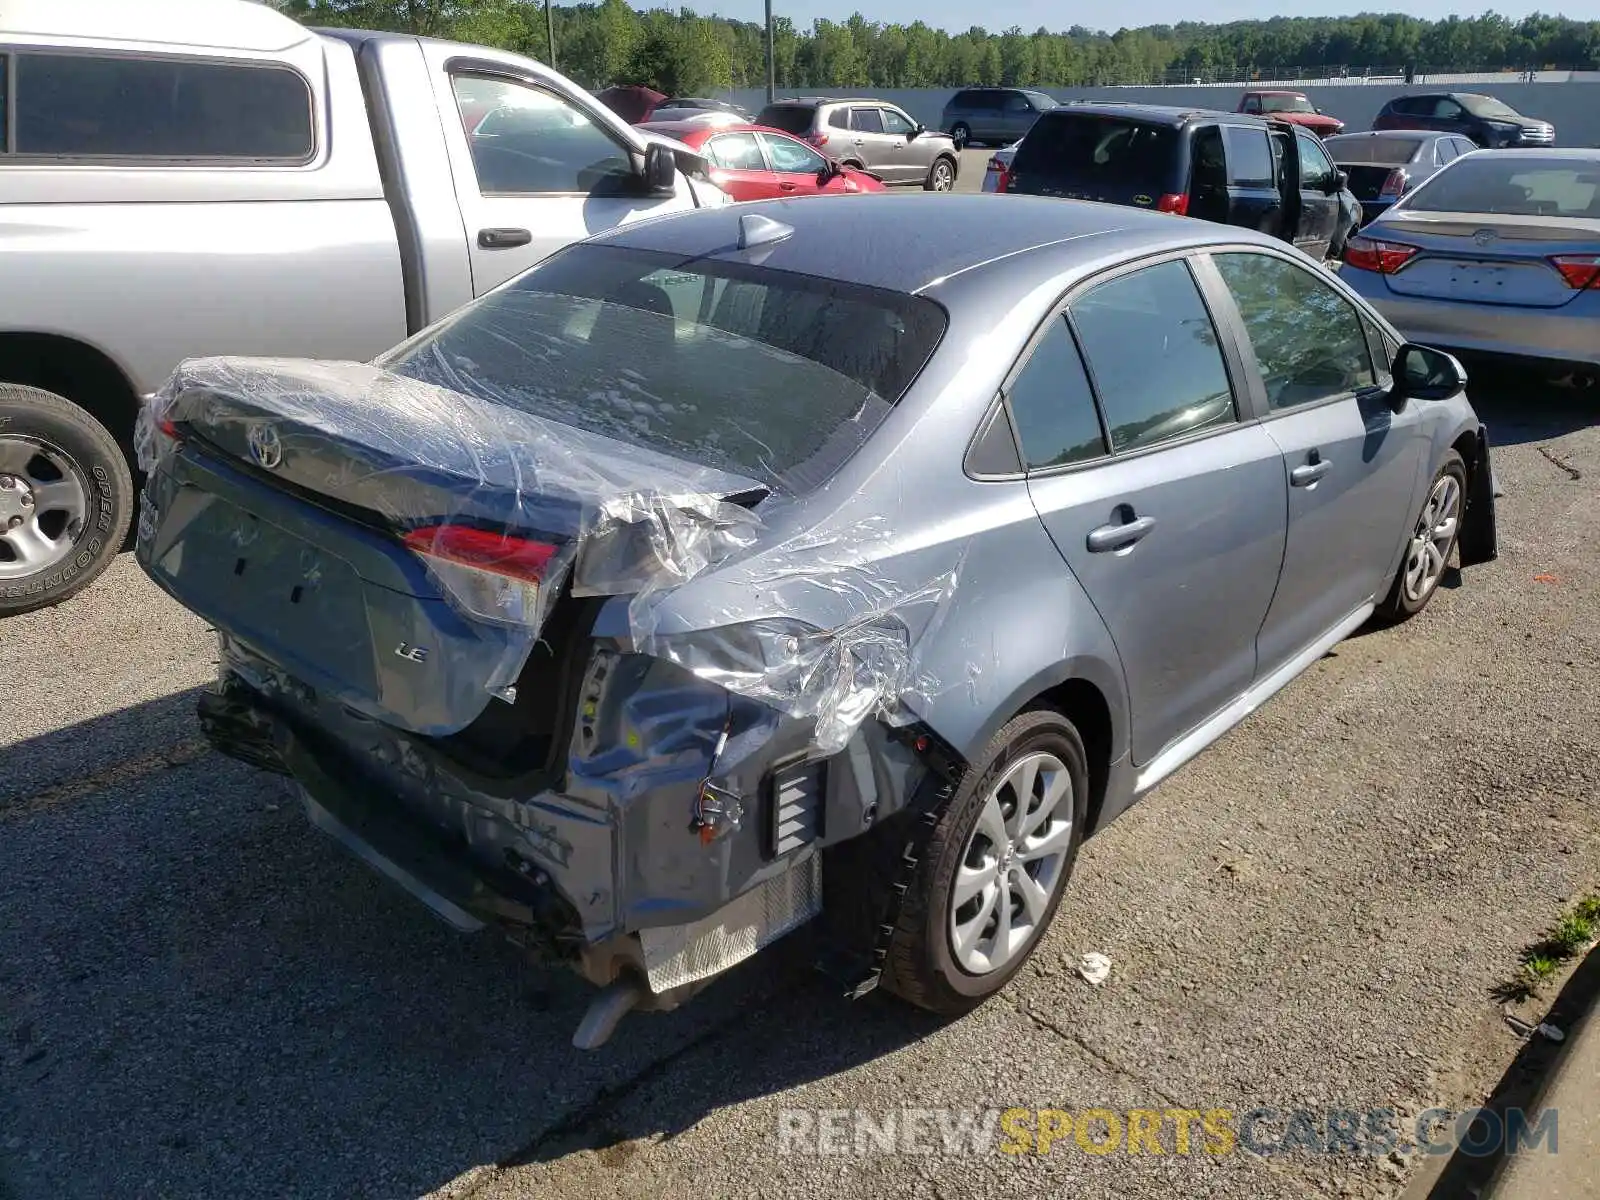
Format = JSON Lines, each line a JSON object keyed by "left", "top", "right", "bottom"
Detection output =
{"left": 882, "top": 708, "right": 1087, "bottom": 1015}
{"left": 0, "top": 384, "right": 133, "bottom": 615}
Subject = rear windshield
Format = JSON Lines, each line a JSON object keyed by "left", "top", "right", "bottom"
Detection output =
{"left": 754, "top": 104, "right": 814, "bottom": 135}
{"left": 1012, "top": 113, "right": 1178, "bottom": 188}
{"left": 381, "top": 245, "right": 947, "bottom": 493}
{"left": 1405, "top": 157, "right": 1600, "bottom": 217}
{"left": 1324, "top": 135, "right": 1426, "bottom": 164}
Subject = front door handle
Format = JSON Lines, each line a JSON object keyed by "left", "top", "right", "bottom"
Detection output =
{"left": 478, "top": 227, "right": 532, "bottom": 249}
{"left": 1290, "top": 456, "right": 1332, "bottom": 487}
{"left": 778, "top": 181, "right": 797, "bottom": 191}
{"left": 1086, "top": 514, "right": 1156, "bottom": 553}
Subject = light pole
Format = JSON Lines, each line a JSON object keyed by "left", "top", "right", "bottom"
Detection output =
{"left": 546, "top": 0, "right": 557, "bottom": 69}
{"left": 765, "top": 0, "right": 775, "bottom": 101}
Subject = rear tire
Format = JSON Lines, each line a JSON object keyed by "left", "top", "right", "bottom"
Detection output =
{"left": 882, "top": 709, "right": 1088, "bottom": 1015}
{"left": 950, "top": 122, "right": 971, "bottom": 150}
{"left": 1373, "top": 450, "right": 1466, "bottom": 625}
{"left": 0, "top": 384, "right": 133, "bottom": 616}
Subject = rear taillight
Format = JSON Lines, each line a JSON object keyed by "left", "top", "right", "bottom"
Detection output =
{"left": 1550, "top": 254, "right": 1600, "bottom": 290}
{"left": 1343, "top": 235, "right": 1419, "bottom": 274}
{"left": 987, "top": 156, "right": 1011, "bottom": 192}
{"left": 1156, "top": 193, "right": 1189, "bottom": 215}
{"left": 157, "top": 418, "right": 181, "bottom": 440}
{"left": 805, "top": 132, "right": 829, "bottom": 149}
{"left": 402, "top": 525, "right": 560, "bottom": 626}
{"left": 1377, "top": 169, "right": 1408, "bottom": 198}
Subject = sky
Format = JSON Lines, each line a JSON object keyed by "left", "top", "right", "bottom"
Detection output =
{"left": 678, "top": 0, "right": 1600, "bottom": 34}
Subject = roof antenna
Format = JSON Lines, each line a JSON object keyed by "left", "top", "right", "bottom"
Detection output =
{"left": 737, "top": 212, "right": 793, "bottom": 250}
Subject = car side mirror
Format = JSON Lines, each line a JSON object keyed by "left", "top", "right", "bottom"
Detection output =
{"left": 910, "top": 124, "right": 924, "bottom": 139}
{"left": 1391, "top": 343, "right": 1467, "bottom": 408}
{"left": 1330, "top": 169, "right": 1349, "bottom": 193}
{"left": 818, "top": 158, "right": 842, "bottom": 183}
{"left": 640, "top": 142, "right": 677, "bottom": 195}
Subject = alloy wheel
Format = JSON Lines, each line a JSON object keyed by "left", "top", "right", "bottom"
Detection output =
{"left": 948, "top": 751, "right": 1074, "bottom": 975}
{"left": 1403, "top": 472, "right": 1461, "bottom": 603}
{"left": 0, "top": 435, "right": 90, "bottom": 581}
{"left": 932, "top": 161, "right": 954, "bottom": 191}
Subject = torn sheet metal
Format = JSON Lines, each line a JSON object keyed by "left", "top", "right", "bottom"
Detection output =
{"left": 137, "top": 351, "right": 957, "bottom": 755}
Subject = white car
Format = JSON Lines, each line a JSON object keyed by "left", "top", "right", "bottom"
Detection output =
{"left": 983, "top": 142, "right": 1020, "bottom": 192}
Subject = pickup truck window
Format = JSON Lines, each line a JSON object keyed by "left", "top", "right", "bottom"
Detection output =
{"left": 452, "top": 74, "right": 633, "bottom": 196}
{"left": 10, "top": 52, "right": 312, "bottom": 161}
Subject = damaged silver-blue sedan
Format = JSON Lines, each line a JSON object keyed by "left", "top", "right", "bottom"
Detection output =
{"left": 136, "top": 195, "right": 1497, "bottom": 1048}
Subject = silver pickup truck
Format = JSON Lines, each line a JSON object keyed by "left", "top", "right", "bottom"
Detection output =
{"left": 0, "top": 0, "right": 725, "bottom": 614}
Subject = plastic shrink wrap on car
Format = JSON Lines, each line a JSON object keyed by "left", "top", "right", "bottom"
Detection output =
{"left": 136, "top": 355, "right": 960, "bottom": 757}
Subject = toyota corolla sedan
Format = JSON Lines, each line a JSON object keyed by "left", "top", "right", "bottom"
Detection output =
{"left": 1341, "top": 149, "right": 1600, "bottom": 374}
{"left": 135, "top": 196, "right": 1497, "bottom": 1049}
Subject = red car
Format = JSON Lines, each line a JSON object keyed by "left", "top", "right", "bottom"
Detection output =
{"left": 635, "top": 120, "right": 886, "bottom": 201}
{"left": 1237, "top": 91, "right": 1344, "bottom": 138}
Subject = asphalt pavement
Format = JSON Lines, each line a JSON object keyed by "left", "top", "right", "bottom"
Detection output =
{"left": 2, "top": 198, "right": 1598, "bottom": 1198}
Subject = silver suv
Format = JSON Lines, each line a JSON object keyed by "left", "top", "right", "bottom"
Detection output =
{"left": 941, "top": 87, "right": 1058, "bottom": 149}
{"left": 753, "top": 97, "right": 959, "bottom": 190}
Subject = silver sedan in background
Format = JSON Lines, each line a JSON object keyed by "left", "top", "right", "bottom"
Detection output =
{"left": 1341, "top": 148, "right": 1600, "bottom": 377}
{"left": 1322, "top": 130, "right": 1479, "bottom": 225}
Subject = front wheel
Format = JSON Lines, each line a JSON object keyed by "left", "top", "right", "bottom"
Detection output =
{"left": 882, "top": 709, "right": 1088, "bottom": 1015}
{"left": 0, "top": 384, "right": 133, "bottom": 616}
{"left": 1374, "top": 450, "right": 1466, "bottom": 624}
{"left": 925, "top": 157, "right": 956, "bottom": 192}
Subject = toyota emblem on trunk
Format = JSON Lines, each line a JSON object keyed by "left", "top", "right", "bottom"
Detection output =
{"left": 247, "top": 423, "right": 283, "bottom": 470}
{"left": 1473, "top": 228, "right": 1498, "bottom": 246}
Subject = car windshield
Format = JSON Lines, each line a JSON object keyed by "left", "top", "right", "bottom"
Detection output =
{"left": 1012, "top": 113, "right": 1177, "bottom": 187}
{"left": 1260, "top": 94, "right": 1315, "bottom": 114}
{"left": 754, "top": 105, "right": 814, "bottom": 135}
{"left": 1325, "top": 135, "right": 1426, "bottom": 164}
{"left": 1024, "top": 91, "right": 1058, "bottom": 110}
{"left": 1460, "top": 95, "right": 1522, "bottom": 120}
{"left": 1404, "top": 157, "right": 1600, "bottom": 217}
{"left": 380, "top": 245, "right": 947, "bottom": 493}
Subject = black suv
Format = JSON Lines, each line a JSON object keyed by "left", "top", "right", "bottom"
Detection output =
{"left": 1004, "top": 103, "right": 1361, "bottom": 262}
{"left": 1372, "top": 93, "right": 1555, "bottom": 147}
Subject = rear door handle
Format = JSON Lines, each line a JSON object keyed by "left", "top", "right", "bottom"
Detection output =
{"left": 477, "top": 227, "right": 532, "bottom": 249}
{"left": 1290, "top": 457, "right": 1332, "bottom": 487}
{"left": 778, "top": 181, "right": 797, "bottom": 191}
{"left": 1086, "top": 515, "right": 1156, "bottom": 553}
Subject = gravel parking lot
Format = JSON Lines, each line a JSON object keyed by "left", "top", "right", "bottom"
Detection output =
{"left": 2, "top": 206, "right": 1598, "bottom": 1198}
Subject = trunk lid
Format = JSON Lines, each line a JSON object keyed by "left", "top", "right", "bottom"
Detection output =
{"left": 139, "top": 358, "right": 767, "bottom": 738}
{"left": 1343, "top": 164, "right": 1402, "bottom": 201}
{"left": 1374, "top": 210, "right": 1600, "bottom": 309}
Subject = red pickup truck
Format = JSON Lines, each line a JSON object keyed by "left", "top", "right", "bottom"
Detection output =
{"left": 1237, "top": 91, "right": 1344, "bottom": 137}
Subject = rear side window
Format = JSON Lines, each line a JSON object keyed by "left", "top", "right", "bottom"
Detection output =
{"left": 1068, "top": 260, "right": 1236, "bottom": 453}
{"left": 756, "top": 105, "right": 815, "bottom": 136}
{"left": 11, "top": 52, "right": 313, "bottom": 160}
{"left": 1006, "top": 318, "right": 1106, "bottom": 470}
{"left": 1223, "top": 126, "right": 1274, "bottom": 187}
{"left": 850, "top": 108, "right": 885, "bottom": 134}
{"left": 1013, "top": 114, "right": 1178, "bottom": 189}
{"left": 827, "top": 108, "right": 850, "bottom": 130}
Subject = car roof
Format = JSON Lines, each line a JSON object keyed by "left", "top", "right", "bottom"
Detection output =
{"left": 1251, "top": 89, "right": 1308, "bottom": 96}
{"left": 588, "top": 193, "right": 1288, "bottom": 298}
{"left": 8, "top": 0, "right": 313, "bottom": 51}
{"left": 1035, "top": 102, "right": 1254, "bottom": 127}
{"left": 763, "top": 97, "right": 889, "bottom": 108}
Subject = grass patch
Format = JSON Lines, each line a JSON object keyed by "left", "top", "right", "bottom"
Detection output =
{"left": 1494, "top": 892, "right": 1600, "bottom": 1003}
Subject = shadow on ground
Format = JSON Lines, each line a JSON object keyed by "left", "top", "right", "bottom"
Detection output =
{"left": 1464, "top": 364, "right": 1600, "bottom": 448}
{"left": 0, "top": 694, "right": 936, "bottom": 1200}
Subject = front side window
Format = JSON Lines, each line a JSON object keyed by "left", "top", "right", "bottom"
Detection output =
{"left": 880, "top": 108, "right": 915, "bottom": 136}
{"left": 708, "top": 132, "right": 766, "bottom": 171}
{"left": 1212, "top": 252, "right": 1376, "bottom": 410}
{"left": 1224, "top": 126, "right": 1274, "bottom": 187}
{"left": 1068, "top": 260, "right": 1236, "bottom": 453}
{"left": 759, "top": 132, "right": 824, "bottom": 174}
{"left": 850, "top": 108, "right": 885, "bottom": 134}
{"left": 12, "top": 52, "right": 312, "bottom": 159}
{"left": 381, "top": 244, "right": 947, "bottom": 493}
{"left": 1296, "top": 132, "right": 1335, "bottom": 189}
{"left": 1005, "top": 317, "right": 1106, "bottom": 470}
{"left": 1241, "top": 95, "right": 1262, "bottom": 113}
{"left": 453, "top": 75, "right": 631, "bottom": 195}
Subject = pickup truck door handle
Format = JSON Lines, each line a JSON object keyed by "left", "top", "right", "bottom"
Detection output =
{"left": 478, "top": 227, "right": 532, "bottom": 249}
{"left": 1086, "top": 514, "right": 1156, "bottom": 553}
{"left": 1290, "top": 455, "right": 1332, "bottom": 487}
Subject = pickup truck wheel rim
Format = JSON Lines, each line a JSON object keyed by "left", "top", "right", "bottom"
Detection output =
{"left": 0, "top": 435, "right": 89, "bottom": 580}
{"left": 949, "top": 751, "right": 1073, "bottom": 975}
{"left": 1403, "top": 473, "right": 1460, "bottom": 602}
